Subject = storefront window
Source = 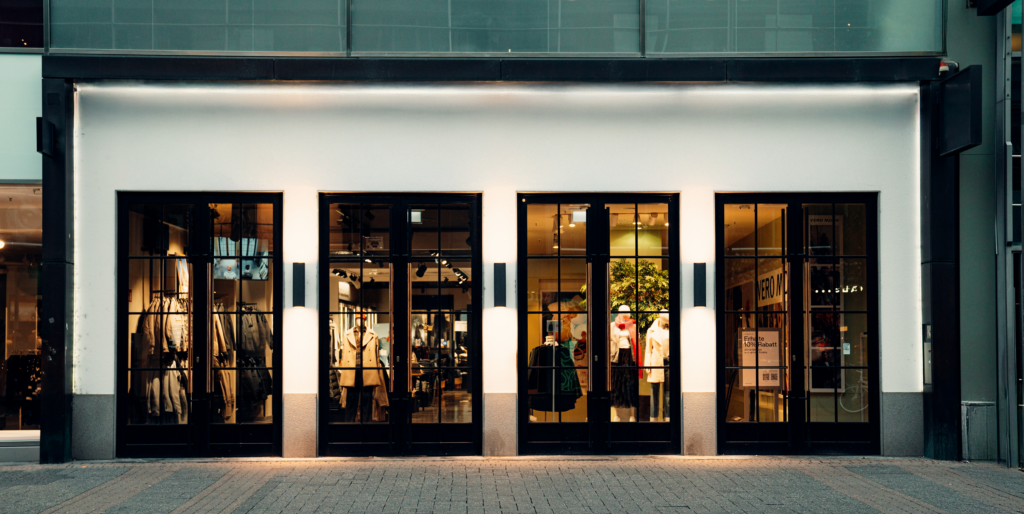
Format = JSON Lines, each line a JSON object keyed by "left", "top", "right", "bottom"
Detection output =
{"left": 718, "top": 195, "right": 878, "bottom": 454}
{"left": 520, "top": 195, "right": 679, "bottom": 455}
{"left": 323, "top": 195, "right": 480, "bottom": 456}
{"left": 121, "top": 194, "right": 280, "bottom": 457}
{"left": 0, "top": 185, "right": 42, "bottom": 432}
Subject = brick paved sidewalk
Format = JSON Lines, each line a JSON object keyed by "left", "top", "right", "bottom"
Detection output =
{"left": 0, "top": 457, "right": 1021, "bottom": 514}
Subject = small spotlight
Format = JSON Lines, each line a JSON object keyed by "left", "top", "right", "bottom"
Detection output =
{"left": 364, "top": 211, "right": 375, "bottom": 222}
{"left": 416, "top": 264, "right": 427, "bottom": 278}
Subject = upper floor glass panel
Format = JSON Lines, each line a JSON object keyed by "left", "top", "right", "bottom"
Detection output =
{"left": 1, "top": 0, "right": 43, "bottom": 49}
{"left": 48, "top": 0, "right": 944, "bottom": 55}
{"left": 647, "top": 0, "right": 944, "bottom": 55}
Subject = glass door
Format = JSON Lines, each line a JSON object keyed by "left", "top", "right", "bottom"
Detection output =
{"left": 716, "top": 194, "right": 879, "bottom": 455}
{"left": 117, "top": 194, "right": 282, "bottom": 457}
{"left": 518, "top": 194, "right": 679, "bottom": 455}
{"left": 320, "top": 194, "right": 481, "bottom": 456}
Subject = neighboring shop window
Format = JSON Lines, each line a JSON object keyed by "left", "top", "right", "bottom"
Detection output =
{"left": 0, "top": 185, "right": 42, "bottom": 431}
{"left": 0, "top": 0, "right": 43, "bottom": 49}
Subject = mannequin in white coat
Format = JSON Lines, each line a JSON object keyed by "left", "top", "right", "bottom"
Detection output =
{"left": 645, "top": 311, "right": 670, "bottom": 421}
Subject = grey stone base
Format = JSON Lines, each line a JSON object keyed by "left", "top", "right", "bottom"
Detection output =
{"left": 962, "top": 401, "right": 997, "bottom": 461}
{"left": 882, "top": 392, "right": 923, "bottom": 457}
{"left": 683, "top": 392, "right": 716, "bottom": 455}
{"left": 0, "top": 445, "right": 38, "bottom": 462}
{"left": 483, "top": 393, "right": 516, "bottom": 456}
{"left": 283, "top": 394, "right": 316, "bottom": 458}
{"left": 72, "top": 394, "right": 115, "bottom": 460}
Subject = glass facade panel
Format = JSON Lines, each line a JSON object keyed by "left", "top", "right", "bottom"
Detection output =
{"left": 351, "top": 0, "right": 640, "bottom": 54}
{"left": 50, "top": 0, "right": 347, "bottom": 52}
{"left": 49, "top": 0, "right": 940, "bottom": 54}
{"left": 0, "top": 185, "right": 41, "bottom": 431}
{"left": 646, "top": 0, "right": 943, "bottom": 55}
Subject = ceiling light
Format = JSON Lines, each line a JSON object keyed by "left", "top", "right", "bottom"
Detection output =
{"left": 648, "top": 214, "right": 658, "bottom": 226}
{"left": 416, "top": 264, "right": 427, "bottom": 278}
{"left": 0, "top": 240, "right": 6, "bottom": 250}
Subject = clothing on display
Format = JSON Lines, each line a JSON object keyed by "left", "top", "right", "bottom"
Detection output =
{"left": 130, "top": 295, "right": 192, "bottom": 424}
{"left": 212, "top": 303, "right": 236, "bottom": 423}
{"left": 609, "top": 308, "right": 638, "bottom": 409}
{"left": 236, "top": 307, "right": 273, "bottom": 420}
{"left": 338, "top": 324, "right": 389, "bottom": 422}
{"left": 527, "top": 340, "right": 582, "bottom": 413}
{"left": 645, "top": 313, "right": 670, "bottom": 419}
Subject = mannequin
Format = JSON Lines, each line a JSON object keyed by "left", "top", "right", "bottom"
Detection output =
{"left": 339, "top": 316, "right": 386, "bottom": 423}
{"left": 609, "top": 305, "right": 637, "bottom": 422}
{"left": 645, "top": 310, "right": 670, "bottom": 421}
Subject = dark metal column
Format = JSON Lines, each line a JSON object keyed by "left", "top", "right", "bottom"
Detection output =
{"left": 39, "top": 78, "right": 74, "bottom": 463}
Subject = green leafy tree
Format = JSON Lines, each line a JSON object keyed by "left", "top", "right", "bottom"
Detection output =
{"left": 580, "top": 259, "right": 670, "bottom": 333}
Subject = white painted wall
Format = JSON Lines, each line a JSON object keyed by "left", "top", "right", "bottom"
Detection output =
{"left": 0, "top": 54, "right": 41, "bottom": 181}
{"left": 71, "top": 82, "right": 923, "bottom": 400}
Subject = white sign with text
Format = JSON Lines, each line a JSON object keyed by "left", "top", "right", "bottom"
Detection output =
{"left": 740, "top": 329, "right": 782, "bottom": 387}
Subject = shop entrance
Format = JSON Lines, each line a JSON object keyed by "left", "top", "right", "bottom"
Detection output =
{"left": 117, "top": 193, "right": 283, "bottom": 457}
{"left": 716, "top": 194, "right": 880, "bottom": 454}
{"left": 518, "top": 194, "right": 680, "bottom": 454}
{"left": 319, "top": 194, "right": 482, "bottom": 456}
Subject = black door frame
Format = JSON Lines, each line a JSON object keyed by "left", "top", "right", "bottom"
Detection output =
{"left": 517, "top": 193, "right": 681, "bottom": 455}
{"left": 715, "top": 192, "right": 881, "bottom": 455}
{"left": 318, "top": 193, "right": 483, "bottom": 456}
{"left": 116, "top": 192, "right": 284, "bottom": 458}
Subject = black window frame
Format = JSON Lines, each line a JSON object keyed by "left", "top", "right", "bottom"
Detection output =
{"left": 318, "top": 192, "right": 483, "bottom": 456}
{"left": 715, "top": 192, "right": 881, "bottom": 455}
{"left": 115, "top": 191, "right": 284, "bottom": 458}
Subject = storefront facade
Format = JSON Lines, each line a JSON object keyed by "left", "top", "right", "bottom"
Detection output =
{"left": 47, "top": 75, "right": 928, "bottom": 458}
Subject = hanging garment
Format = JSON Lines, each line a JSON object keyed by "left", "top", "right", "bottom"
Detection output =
{"left": 328, "top": 319, "right": 342, "bottom": 403}
{"left": 131, "top": 297, "right": 168, "bottom": 422}
{"left": 610, "top": 348, "right": 638, "bottom": 408}
{"left": 163, "top": 297, "right": 189, "bottom": 352}
{"left": 526, "top": 344, "right": 582, "bottom": 412}
{"left": 161, "top": 356, "right": 189, "bottom": 424}
{"left": 644, "top": 322, "right": 669, "bottom": 384}
{"left": 371, "top": 375, "right": 390, "bottom": 422}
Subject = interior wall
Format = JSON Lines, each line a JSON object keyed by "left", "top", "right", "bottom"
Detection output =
{"left": 70, "top": 82, "right": 923, "bottom": 441}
